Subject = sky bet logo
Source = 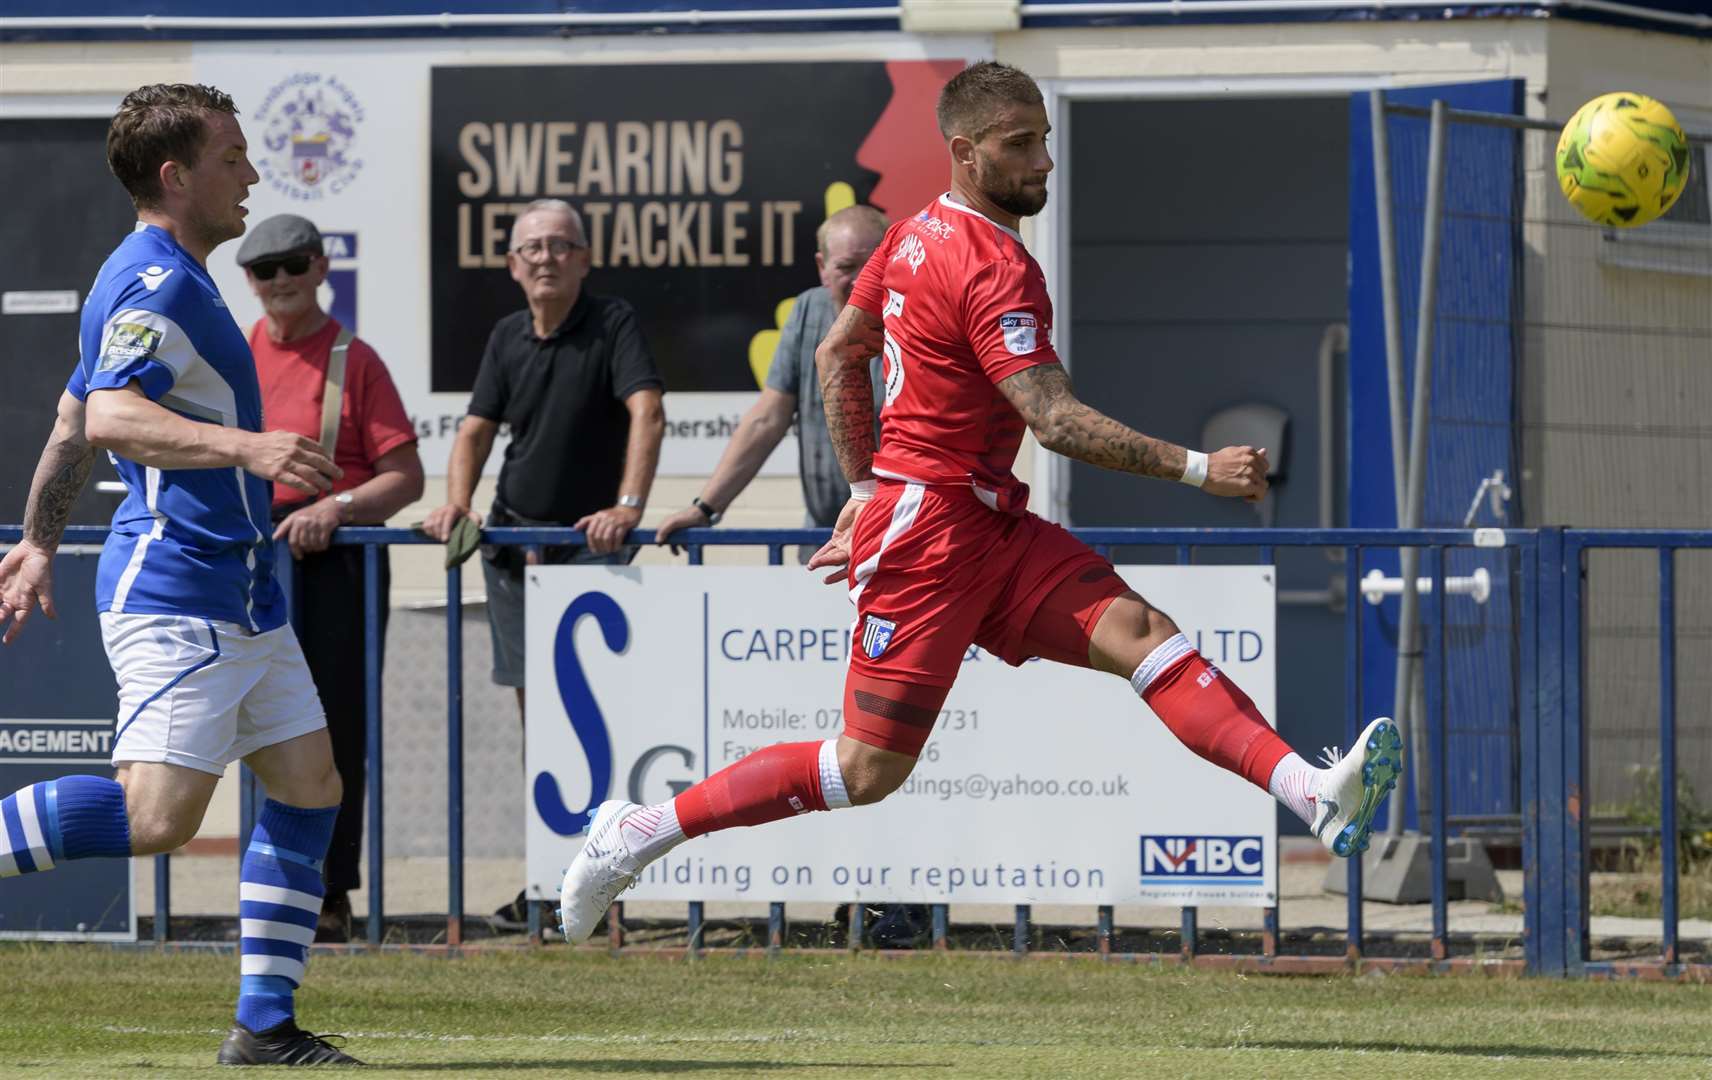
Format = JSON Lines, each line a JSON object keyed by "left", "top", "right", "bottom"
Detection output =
{"left": 1140, "top": 835, "right": 1265, "bottom": 886}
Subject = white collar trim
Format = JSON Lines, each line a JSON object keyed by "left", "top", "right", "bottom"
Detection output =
{"left": 937, "top": 193, "right": 1025, "bottom": 245}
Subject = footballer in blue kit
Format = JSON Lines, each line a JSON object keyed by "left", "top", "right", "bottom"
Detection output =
{"left": 0, "top": 84, "right": 362, "bottom": 1066}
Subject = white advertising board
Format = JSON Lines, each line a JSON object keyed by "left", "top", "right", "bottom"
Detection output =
{"left": 524, "top": 566, "right": 1278, "bottom": 907}
{"left": 190, "top": 47, "right": 801, "bottom": 477}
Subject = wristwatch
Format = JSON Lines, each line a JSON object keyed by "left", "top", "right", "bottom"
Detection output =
{"left": 691, "top": 496, "right": 723, "bottom": 525}
{"left": 332, "top": 492, "right": 354, "bottom": 521}
{"left": 617, "top": 494, "right": 645, "bottom": 511}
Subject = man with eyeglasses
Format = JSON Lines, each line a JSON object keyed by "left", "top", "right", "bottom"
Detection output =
{"left": 238, "top": 213, "right": 425, "bottom": 944}
{"left": 421, "top": 197, "right": 665, "bottom": 927}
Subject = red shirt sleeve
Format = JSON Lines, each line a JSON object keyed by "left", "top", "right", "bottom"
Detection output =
{"left": 845, "top": 224, "right": 899, "bottom": 317}
{"left": 349, "top": 340, "right": 418, "bottom": 464}
{"left": 963, "top": 256, "right": 1060, "bottom": 384}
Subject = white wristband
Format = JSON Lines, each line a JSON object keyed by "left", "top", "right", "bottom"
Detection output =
{"left": 1179, "top": 450, "right": 1209, "bottom": 488}
{"left": 849, "top": 479, "right": 876, "bottom": 502}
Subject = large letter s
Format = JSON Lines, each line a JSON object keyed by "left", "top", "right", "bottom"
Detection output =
{"left": 533, "top": 591, "right": 628, "bottom": 836}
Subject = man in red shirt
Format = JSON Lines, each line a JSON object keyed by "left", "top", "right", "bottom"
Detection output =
{"left": 240, "top": 214, "right": 424, "bottom": 941}
{"left": 558, "top": 63, "right": 1401, "bottom": 941}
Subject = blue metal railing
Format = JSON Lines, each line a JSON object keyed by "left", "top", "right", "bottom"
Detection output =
{"left": 1557, "top": 530, "right": 1712, "bottom": 978}
{"left": 5, "top": 523, "right": 1705, "bottom": 976}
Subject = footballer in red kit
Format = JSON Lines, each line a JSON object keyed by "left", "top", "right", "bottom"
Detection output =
{"left": 558, "top": 62, "right": 1402, "bottom": 943}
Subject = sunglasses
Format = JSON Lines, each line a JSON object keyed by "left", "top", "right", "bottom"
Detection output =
{"left": 248, "top": 254, "right": 314, "bottom": 280}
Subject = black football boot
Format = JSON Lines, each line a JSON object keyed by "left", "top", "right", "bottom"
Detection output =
{"left": 216, "top": 1020, "right": 363, "bottom": 1066}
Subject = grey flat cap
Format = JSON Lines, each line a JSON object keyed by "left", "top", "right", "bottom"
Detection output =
{"left": 236, "top": 214, "right": 324, "bottom": 266}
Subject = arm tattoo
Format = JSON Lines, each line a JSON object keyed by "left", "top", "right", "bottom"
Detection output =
{"left": 815, "top": 304, "right": 885, "bottom": 485}
{"left": 997, "top": 365, "right": 1186, "bottom": 481}
{"left": 22, "top": 436, "right": 95, "bottom": 549}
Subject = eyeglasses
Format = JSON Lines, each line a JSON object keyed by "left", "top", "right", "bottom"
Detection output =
{"left": 511, "top": 237, "right": 581, "bottom": 262}
{"left": 248, "top": 254, "right": 314, "bottom": 280}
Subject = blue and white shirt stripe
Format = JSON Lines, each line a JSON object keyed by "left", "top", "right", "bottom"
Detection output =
{"left": 71, "top": 225, "right": 283, "bottom": 632}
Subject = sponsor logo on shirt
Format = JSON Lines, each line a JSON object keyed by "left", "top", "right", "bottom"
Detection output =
{"left": 893, "top": 233, "right": 927, "bottom": 276}
{"left": 136, "top": 266, "right": 174, "bottom": 292}
{"left": 1197, "top": 664, "right": 1221, "bottom": 688}
{"left": 861, "top": 615, "right": 898, "bottom": 659}
{"left": 99, "top": 322, "right": 163, "bottom": 371}
{"left": 882, "top": 288, "right": 905, "bottom": 320}
{"left": 914, "top": 210, "right": 956, "bottom": 242}
{"left": 1000, "top": 311, "right": 1039, "bottom": 356}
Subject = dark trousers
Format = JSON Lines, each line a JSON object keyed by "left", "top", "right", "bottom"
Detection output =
{"left": 291, "top": 546, "right": 390, "bottom": 895}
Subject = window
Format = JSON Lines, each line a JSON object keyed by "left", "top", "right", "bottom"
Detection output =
{"left": 1598, "top": 107, "right": 1712, "bottom": 277}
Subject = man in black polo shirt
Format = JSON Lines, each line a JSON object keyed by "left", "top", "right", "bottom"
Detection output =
{"left": 424, "top": 198, "right": 665, "bottom": 920}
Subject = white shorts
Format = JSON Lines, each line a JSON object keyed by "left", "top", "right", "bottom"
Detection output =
{"left": 100, "top": 612, "right": 327, "bottom": 776}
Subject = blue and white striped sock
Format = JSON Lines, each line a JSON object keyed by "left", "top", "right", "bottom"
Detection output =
{"left": 236, "top": 800, "right": 337, "bottom": 1033}
{"left": 0, "top": 775, "right": 131, "bottom": 877}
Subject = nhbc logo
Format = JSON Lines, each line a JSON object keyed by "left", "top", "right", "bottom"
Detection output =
{"left": 1140, "top": 835, "right": 1265, "bottom": 886}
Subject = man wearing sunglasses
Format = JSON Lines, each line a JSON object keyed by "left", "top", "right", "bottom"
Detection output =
{"left": 237, "top": 213, "right": 424, "bottom": 944}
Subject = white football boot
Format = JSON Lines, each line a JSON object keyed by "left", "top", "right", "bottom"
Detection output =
{"left": 1310, "top": 716, "right": 1404, "bottom": 858}
{"left": 557, "top": 799, "right": 646, "bottom": 944}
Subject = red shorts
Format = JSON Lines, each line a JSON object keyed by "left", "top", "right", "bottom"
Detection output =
{"left": 845, "top": 479, "right": 1127, "bottom": 689}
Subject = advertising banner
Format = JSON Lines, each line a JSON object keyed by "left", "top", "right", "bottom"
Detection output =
{"left": 524, "top": 566, "right": 1278, "bottom": 907}
{"left": 192, "top": 46, "right": 967, "bottom": 474}
{"left": 0, "top": 720, "right": 135, "bottom": 940}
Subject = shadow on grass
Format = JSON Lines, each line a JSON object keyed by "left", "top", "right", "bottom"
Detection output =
{"left": 379, "top": 1061, "right": 950, "bottom": 1073}
{"left": 1250, "top": 1039, "right": 1705, "bottom": 1061}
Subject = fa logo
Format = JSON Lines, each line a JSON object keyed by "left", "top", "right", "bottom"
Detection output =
{"left": 861, "top": 615, "right": 898, "bottom": 659}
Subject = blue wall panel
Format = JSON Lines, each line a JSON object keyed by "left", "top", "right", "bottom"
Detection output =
{"left": 1348, "top": 80, "right": 1523, "bottom": 827}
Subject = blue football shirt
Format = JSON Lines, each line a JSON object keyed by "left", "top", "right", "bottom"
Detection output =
{"left": 70, "top": 225, "right": 284, "bottom": 632}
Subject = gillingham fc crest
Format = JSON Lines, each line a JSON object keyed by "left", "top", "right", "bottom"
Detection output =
{"left": 254, "top": 73, "right": 366, "bottom": 200}
{"left": 861, "top": 615, "right": 897, "bottom": 659}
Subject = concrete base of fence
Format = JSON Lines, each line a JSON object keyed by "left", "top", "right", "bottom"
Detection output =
{"left": 1325, "top": 834, "right": 1504, "bottom": 903}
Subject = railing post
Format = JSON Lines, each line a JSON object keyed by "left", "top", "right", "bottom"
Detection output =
{"left": 1659, "top": 547, "right": 1678, "bottom": 968}
{"left": 153, "top": 853, "right": 170, "bottom": 943}
{"left": 688, "top": 900, "right": 705, "bottom": 956}
{"left": 1518, "top": 537, "right": 1542, "bottom": 975}
{"left": 767, "top": 901, "right": 785, "bottom": 957}
{"left": 1426, "top": 546, "right": 1448, "bottom": 961}
{"left": 1014, "top": 904, "right": 1031, "bottom": 957}
{"left": 1344, "top": 547, "right": 1364, "bottom": 962}
{"left": 364, "top": 543, "right": 384, "bottom": 948}
{"left": 1563, "top": 533, "right": 1587, "bottom": 976}
{"left": 1533, "top": 527, "right": 1568, "bottom": 976}
{"left": 446, "top": 562, "right": 464, "bottom": 949}
{"left": 847, "top": 901, "right": 864, "bottom": 952}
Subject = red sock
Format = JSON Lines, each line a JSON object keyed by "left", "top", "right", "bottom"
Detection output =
{"left": 1139, "top": 652, "right": 1291, "bottom": 791}
{"left": 673, "top": 741, "right": 827, "bottom": 838}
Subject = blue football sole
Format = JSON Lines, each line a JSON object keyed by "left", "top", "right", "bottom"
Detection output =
{"left": 1332, "top": 719, "right": 1404, "bottom": 858}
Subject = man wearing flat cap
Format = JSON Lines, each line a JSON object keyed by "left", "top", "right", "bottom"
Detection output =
{"left": 239, "top": 213, "right": 424, "bottom": 942}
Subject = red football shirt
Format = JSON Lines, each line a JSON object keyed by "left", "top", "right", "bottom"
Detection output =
{"left": 846, "top": 194, "right": 1059, "bottom": 511}
{"left": 249, "top": 318, "right": 418, "bottom": 513}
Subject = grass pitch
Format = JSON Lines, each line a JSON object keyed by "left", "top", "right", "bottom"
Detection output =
{"left": 2, "top": 945, "right": 1708, "bottom": 1078}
